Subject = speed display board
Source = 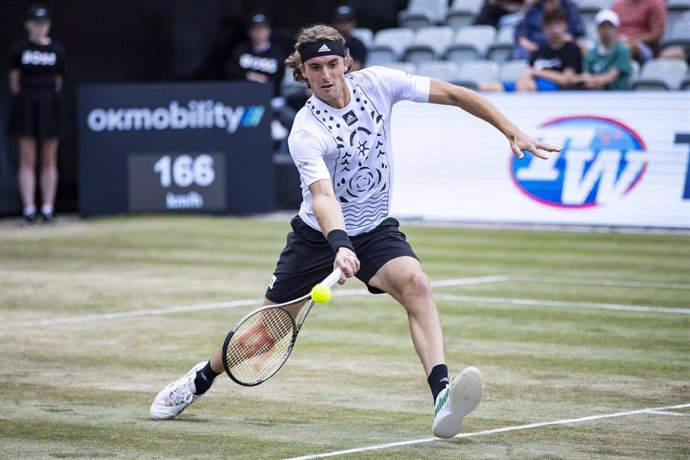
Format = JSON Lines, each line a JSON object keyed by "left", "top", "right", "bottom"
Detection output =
{"left": 127, "top": 152, "right": 226, "bottom": 212}
{"left": 78, "top": 81, "right": 273, "bottom": 216}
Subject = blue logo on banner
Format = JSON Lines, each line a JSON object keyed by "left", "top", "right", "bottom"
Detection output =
{"left": 239, "top": 106, "right": 265, "bottom": 127}
{"left": 511, "top": 116, "right": 648, "bottom": 208}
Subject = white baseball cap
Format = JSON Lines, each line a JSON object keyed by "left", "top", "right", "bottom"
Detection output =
{"left": 595, "top": 9, "right": 620, "bottom": 27}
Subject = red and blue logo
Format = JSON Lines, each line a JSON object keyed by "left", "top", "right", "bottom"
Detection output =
{"left": 511, "top": 116, "right": 647, "bottom": 208}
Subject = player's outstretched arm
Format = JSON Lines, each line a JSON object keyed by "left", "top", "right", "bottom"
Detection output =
{"left": 427, "top": 79, "right": 561, "bottom": 160}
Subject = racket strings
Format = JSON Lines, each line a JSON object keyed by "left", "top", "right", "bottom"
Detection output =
{"left": 224, "top": 308, "right": 295, "bottom": 384}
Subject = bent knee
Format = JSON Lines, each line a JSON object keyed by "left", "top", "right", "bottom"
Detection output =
{"left": 402, "top": 271, "right": 432, "bottom": 299}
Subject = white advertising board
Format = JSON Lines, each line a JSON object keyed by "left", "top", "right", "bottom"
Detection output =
{"left": 390, "top": 92, "right": 690, "bottom": 228}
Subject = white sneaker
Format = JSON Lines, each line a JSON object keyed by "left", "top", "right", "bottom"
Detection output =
{"left": 150, "top": 361, "right": 207, "bottom": 420}
{"left": 432, "top": 366, "right": 483, "bottom": 438}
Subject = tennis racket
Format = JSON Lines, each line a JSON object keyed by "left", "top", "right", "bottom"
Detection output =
{"left": 221, "top": 268, "right": 341, "bottom": 386}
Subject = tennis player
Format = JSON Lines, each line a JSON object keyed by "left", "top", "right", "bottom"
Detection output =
{"left": 151, "top": 24, "right": 559, "bottom": 438}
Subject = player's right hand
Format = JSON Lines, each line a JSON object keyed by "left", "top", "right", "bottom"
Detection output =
{"left": 334, "top": 247, "right": 359, "bottom": 283}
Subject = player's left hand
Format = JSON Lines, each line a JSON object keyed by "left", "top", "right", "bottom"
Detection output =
{"left": 510, "top": 132, "right": 561, "bottom": 160}
{"left": 510, "top": 131, "right": 560, "bottom": 160}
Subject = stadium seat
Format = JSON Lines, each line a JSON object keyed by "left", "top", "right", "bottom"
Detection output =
{"left": 499, "top": 60, "right": 529, "bottom": 82}
{"left": 454, "top": 60, "right": 501, "bottom": 89}
{"left": 486, "top": 26, "right": 516, "bottom": 62}
{"left": 366, "top": 28, "right": 415, "bottom": 67}
{"left": 416, "top": 60, "right": 460, "bottom": 82}
{"left": 398, "top": 0, "right": 448, "bottom": 29}
{"left": 631, "top": 58, "right": 689, "bottom": 90}
{"left": 667, "top": 0, "right": 690, "bottom": 30}
{"left": 444, "top": 25, "right": 496, "bottom": 66}
{"left": 402, "top": 26, "right": 454, "bottom": 66}
{"left": 400, "top": 14, "right": 434, "bottom": 31}
{"left": 584, "top": 20, "right": 598, "bottom": 41}
{"left": 381, "top": 61, "right": 417, "bottom": 74}
{"left": 352, "top": 28, "right": 373, "bottom": 49}
{"left": 445, "top": 0, "right": 483, "bottom": 30}
{"left": 449, "top": 0, "right": 483, "bottom": 15}
{"left": 627, "top": 60, "right": 640, "bottom": 89}
{"left": 660, "top": 19, "right": 690, "bottom": 52}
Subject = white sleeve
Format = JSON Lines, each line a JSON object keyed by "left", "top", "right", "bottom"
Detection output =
{"left": 288, "top": 129, "right": 331, "bottom": 187}
{"left": 370, "top": 66, "right": 430, "bottom": 103}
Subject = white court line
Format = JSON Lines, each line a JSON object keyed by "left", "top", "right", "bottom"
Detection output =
{"left": 285, "top": 403, "right": 690, "bottom": 460}
{"left": 642, "top": 410, "right": 690, "bottom": 416}
{"left": 430, "top": 275, "right": 512, "bottom": 288}
{"left": 2, "top": 275, "right": 507, "bottom": 329}
{"left": 6, "top": 274, "right": 686, "bottom": 328}
{"left": 1, "top": 298, "right": 262, "bottom": 329}
{"left": 436, "top": 294, "right": 690, "bottom": 315}
{"left": 509, "top": 275, "right": 690, "bottom": 290}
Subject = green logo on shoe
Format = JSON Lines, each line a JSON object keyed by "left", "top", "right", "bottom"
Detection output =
{"left": 434, "top": 389, "right": 449, "bottom": 416}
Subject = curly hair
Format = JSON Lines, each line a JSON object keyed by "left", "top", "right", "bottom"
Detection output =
{"left": 285, "top": 24, "right": 353, "bottom": 83}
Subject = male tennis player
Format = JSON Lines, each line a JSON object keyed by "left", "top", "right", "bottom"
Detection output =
{"left": 151, "top": 24, "right": 559, "bottom": 438}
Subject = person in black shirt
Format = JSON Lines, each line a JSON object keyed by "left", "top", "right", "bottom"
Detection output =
{"left": 224, "top": 13, "right": 284, "bottom": 97}
{"left": 284, "top": 5, "right": 368, "bottom": 126}
{"left": 8, "top": 4, "right": 65, "bottom": 224}
{"left": 332, "top": 5, "right": 368, "bottom": 71}
{"left": 479, "top": 8, "right": 581, "bottom": 92}
{"left": 514, "top": 7, "right": 582, "bottom": 91}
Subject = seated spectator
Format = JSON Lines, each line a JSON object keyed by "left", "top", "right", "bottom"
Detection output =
{"left": 224, "top": 13, "right": 285, "bottom": 97}
{"left": 284, "top": 5, "right": 366, "bottom": 130}
{"left": 474, "top": 0, "right": 525, "bottom": 29}
{"left": 512, "top": 0, "right": 585, "bottom": 60}
{"left": 482, "top": 8, "right": 582, "bottom": 91}
{"left": 612, "top": 0, "right": 666, "bottom": 63}
{"left": 575, "top": 9, "right": 632, "bottom": 90}
{"left": 332, "top": 5, "right": 367, "bottom": 71}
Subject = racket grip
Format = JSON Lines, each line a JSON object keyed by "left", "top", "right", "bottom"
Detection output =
{"left": 322, "top": 268, "right": 342, "bottom": 287}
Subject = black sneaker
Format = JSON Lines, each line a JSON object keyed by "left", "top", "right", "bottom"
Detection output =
{"left": 22, "top": 211, "right": 38, "bottom": 226}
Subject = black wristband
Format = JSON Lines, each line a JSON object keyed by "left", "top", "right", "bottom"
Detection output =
{"left": 326, "top": 229, "right": 354, "bottom": 253}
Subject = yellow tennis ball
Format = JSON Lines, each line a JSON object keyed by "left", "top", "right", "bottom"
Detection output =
{"left": 311, "top": 283, "right": 331, "bottom": 304}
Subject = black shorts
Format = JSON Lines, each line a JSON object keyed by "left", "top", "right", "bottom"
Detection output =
{"left": 9, "top": 88, "right": 64, "bottom": 139}
{"left": 265, "top": 215, "right": 418, "bottom": 302}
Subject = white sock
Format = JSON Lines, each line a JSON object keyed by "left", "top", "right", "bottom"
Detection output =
{"left": 41, "top": 204, "right": 54, "bottom": 216}
{"left": 23, "top": 205, "right": 37, "bottom": 216}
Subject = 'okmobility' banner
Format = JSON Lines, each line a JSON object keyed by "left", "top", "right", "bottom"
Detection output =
{"left": 78, "top": 82, "right": 273, "bottom": 216}
{"left": 391, "top": 92, "right": 690, "bottom": 228}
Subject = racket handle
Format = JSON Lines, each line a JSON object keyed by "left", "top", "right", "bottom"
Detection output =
{"left": 322, "top": 268, "right": 342, "bottom": 287}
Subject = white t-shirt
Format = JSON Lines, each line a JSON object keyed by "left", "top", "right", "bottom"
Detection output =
{"left": 288, "top": 66, "right": 430, "bottom": 236}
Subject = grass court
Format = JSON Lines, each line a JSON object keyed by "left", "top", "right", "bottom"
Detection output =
{"left": 0, "top": 215, "right": 688, "bottom": 458}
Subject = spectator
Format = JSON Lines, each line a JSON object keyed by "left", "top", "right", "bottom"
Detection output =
{"left": 8, "top": 4, "right": 65, "bottom": 224}
{"left": 224, "top": 13, "right": 285, "bottom": 97}
{"left": 513, "top": 0, "right": 585, "bottom": 60}
{"left": 284, "top": 6, "right": 367, "bottom": 131}
{"left": 332, "top": 5, "right": 367, "bottom": 71}
{"left": 481, "top": 8, "right": 582, "bottom": 91}
{"left": 474, "top": 0, "right": 525, "bottom": 29}
{"left": 612, "top": 0, "right": 667, "bottom": 63}
{"left": 575, "top": 9, "right": 632, "bottom": 90}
